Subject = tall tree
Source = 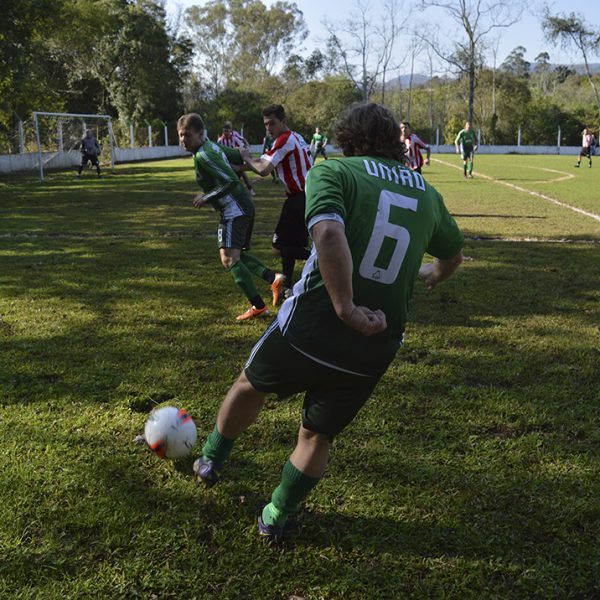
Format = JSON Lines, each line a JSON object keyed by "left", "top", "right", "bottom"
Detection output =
{"left": 324, "top": 1, "right": 386, "bottom": 102}
{"left": 420, "top": 0, "right": 525, "bottom": 122}
{"left": 542, "top": 10, "right": 600, "bottom": 118}
{"left": 501, "top": 46, "right": 530, "bottom": 79}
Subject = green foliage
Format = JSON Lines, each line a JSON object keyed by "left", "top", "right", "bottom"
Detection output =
{"left": 0, "top": 156, "right": 599, "bottom": 598}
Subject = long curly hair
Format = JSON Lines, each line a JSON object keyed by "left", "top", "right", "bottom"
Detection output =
{"left": 332, "top": 103, "right": 404, "bottom": 162}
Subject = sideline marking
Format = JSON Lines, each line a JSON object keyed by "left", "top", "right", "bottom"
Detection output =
{"left": 433, "top": 158, "right": 600, "bottom": 223}
{"left": 522, "top": 166, "right": 576, "bottom": 183}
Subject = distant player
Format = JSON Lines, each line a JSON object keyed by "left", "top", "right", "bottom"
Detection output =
{"left": 575, "top": 127, "right": 595, "bottom": 168}
{"left": 400, "top": 122, "right": 430, "bottom": 174}
{"left": 177, "top": 113, "right": 283, "bottom": 321}
{"left": 218, "top": 122, "right": 256, "bottom": 195}
{"left": 77, "top": 129, "right": 102, "bottom": 178}
{"left": 310, "top": 127, "right": 328, "bottom": 160}
{"left": 240, "top": 104, "right": 313, "bottom": 297}
{"left": 455, "top": 121, "right": 478, "bottom": 179}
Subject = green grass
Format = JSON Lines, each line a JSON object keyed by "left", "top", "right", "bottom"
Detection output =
{"left": 1, "top": 156, "right": 599, "bottom": 599}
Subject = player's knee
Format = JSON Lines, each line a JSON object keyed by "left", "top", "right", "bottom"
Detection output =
{"left": 221, "top": 255, "right": 237, "bottom": 269}
{"left": 298, "top": 426, "right": 331, "bottom": 449}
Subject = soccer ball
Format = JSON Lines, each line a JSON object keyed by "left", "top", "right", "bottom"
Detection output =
{"left": 144, "top": 406, "right": 197, "bottom": 459}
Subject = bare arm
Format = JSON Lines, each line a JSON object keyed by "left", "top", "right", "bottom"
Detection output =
{"left": 312, "top": 220, "right": 387, "bottom": 336}
{"left": 239, "top": 147, "right": 275, "bottom": 177}
{"left": 418, "top": 250, "right": 464, "bottom": 291}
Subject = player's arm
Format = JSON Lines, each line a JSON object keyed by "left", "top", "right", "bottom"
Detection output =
{"left": 239, "top": 147, "right": 275, "bottom": 176}
{"left": 454, "top": 132, "right": 462, "bottom": 152}
{"left": 418, "top": 250, "right": 463, "bottom": 291}
{"left": 311, "top": 219, "right": 387, "bottom": 336}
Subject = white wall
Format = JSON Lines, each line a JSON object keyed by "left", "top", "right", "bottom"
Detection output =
{"left": 0, "top": 144, "right": 585, "bottom": 175}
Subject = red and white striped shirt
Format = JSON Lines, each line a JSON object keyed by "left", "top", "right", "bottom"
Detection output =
{"left": 404, "top": 133, "right": 429, "bottom": 170}
{"left": 262, "top": 130, "right": 313, "bottom": 195}
{"left": 218, "top": 130, "right": 247, "bottom": 149}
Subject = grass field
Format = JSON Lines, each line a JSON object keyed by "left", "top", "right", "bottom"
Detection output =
{"left": 1, "top": 154, "right": 599, "bottom": 599}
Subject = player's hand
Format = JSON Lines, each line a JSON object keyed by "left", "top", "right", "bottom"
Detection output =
{"left": 425, "top": 158, "right": 430, "bottom": 166}
{"left": 193, "top": 194, "right": 206, "bottom": 208}
{"left": 418, "top": 262, "right": 439, "bottom": 291}
{"left": 455, "top": 148, "right": 460, "bottom": 154}
{"left": 339, "top": 304, "right": 387, "bottom": 336}
{"left": 239, "top": 147, "right": 251, "bottom": 161}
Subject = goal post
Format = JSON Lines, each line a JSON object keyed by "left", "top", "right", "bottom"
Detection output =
{"left": 32, "top": 111, "right": 117, "bottom": 182}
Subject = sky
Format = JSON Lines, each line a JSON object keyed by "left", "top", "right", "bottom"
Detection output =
{"left": 165, "top": 0, "right": 600, "bottom": 73}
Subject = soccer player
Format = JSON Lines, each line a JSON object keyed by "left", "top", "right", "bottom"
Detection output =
{"left": 455, "top": 121, "right": 478, "bottom": 179}
{"left": 575, "top": 127, "right": 595, "bottom": 168}
{"left": 217, "top": 121, "right": 256, "bottom": 195}
{"left": 400, "top": 122, "right": 430, "bottom": 174}
{"left": 177, "top": 113, "right": 284, "bottom": 321}
{"left": 239, "top": 104, "right": 313, "bottom": 295}
{"left": 193, "top": 103, "right": 464, "bottom": 544}
{"left": 77, "top": 129, "right": 102, "bottom": 178}
{"left": 310, "top": 126, "right": 328, "bottom": 160}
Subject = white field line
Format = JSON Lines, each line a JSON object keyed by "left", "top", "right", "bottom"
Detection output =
{"left": 433, "top": 157, "right": 600, "bottom": 223}
{"left": 522, "top": 166, "right": 576, "bottom": 183}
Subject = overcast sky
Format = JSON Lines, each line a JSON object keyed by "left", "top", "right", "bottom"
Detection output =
{"left": 165, "top": 0, "right": 600, "bottom": 73}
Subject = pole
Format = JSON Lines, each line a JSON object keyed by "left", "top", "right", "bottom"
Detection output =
{"left": 557, "top": 126, "right": 561, "bottom": 154}
{"left": 163, "top": 122, "right": 168, "bottom": 146}
{"left": 107, "top": 119, "right": 116, "bottom": 172}
{"left": 18, "top": 119, "right": 25, "bottom": 154}
{"left": 34, "top": 112, "right": 44, "bottom": 183}
{"left": 435, "top": 128, "right": 439, "bottom": 148}
{"left": 147, "top": 124, "right": 152, "bottom": 147}
{"left": 517, "top": 125, "right": 521, "bottom": 147}
{"left": 58, "top": 119, "right": 64, "bottom": 152}
{"left": 129, "top": 123, "right": 135, "bottom": 148}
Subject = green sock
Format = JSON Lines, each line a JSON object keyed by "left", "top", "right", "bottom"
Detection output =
{"left": 240, "top": 252, "right": 272, "bottom": 281}
{"left": 202, "top": 425, "right": 234, "bottom": 466}
{"left": 262, "top": 460, "right": 321, "bottom": 527}
{"left": 228, "top": 260, "right": 259, "bottom": 302}
{"left": 469, "top": 163, "right": 473, "bottom": 174}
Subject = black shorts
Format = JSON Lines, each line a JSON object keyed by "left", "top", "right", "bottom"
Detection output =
{"left": 580, "top": 146, "right": 592, "bottom": 158}
{"left": 315, "top": 146, "right": 327, "bottom": 157}
{"left": 218, "top": 214, "right": 253, "bottom": 250}
{"left": 81, "top": 153, "right": 99, "bottom": 167}
{"left": 272, "top": 192, "right": 309, "bottom": 249}
{"left": 245, "top": 322, "right": 383, "bottom": 439}
{"left": 461, "top": 146, "right": 474, "bottom": 161}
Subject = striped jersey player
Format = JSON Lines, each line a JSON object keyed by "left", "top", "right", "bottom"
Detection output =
{"left": 400, "top": 122, "right": 431, "bottom": 174}
{"left": 240, "top": 104, "right": 313, "bottom": 294}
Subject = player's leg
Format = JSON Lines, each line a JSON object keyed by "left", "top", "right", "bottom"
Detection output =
{"left": 260, "top": 371, "right": 381, "bottom": 542}
{"left": 575, "top": 149, "right": 583, "bottom": 167}
{"left": 92, "top": 155, "right": 102, "bottom": 177}
{"left": 273, "top": 193, "right": 310, "bottom": 287}
{"left": 468, "top": 151, "right": 474, "bottom": 177}
{"left": 219, "top": 217, "right": 269, "bottom": 320}
{"left": 195, "top": 323, "right": 312, "bottom": 485}
{"left": 77, "top": 154, "right": 88, "bottom": 176}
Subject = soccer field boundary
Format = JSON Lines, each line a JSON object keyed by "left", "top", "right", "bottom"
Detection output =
{"left": 432, "top": 157, "right": 600, "bottom": 223}
{"left": 1, "top": 231, "right": 599, "bottom": 244}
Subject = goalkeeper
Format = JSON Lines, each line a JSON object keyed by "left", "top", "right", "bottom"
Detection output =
{"left": 77, "top": 129, "right": 102, "bottom": 178}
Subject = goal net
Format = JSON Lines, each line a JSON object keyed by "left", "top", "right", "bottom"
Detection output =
{"left": 32, "top": 112, "right": 117, "bottom": 182}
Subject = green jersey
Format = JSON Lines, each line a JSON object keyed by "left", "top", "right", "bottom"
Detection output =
{"left": 455, "top": 129, "right": 477, "bottom": 148}
{"left": 277, "top": 156, "right": 464, "bottom": 376}
{"left": 311, "top": 132, "right": 326, "bottom": 149}
{"left": 193, "top": 139, "right": 254, "bottom": 217}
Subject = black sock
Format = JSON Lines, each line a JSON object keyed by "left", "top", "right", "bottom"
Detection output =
{"left": 250, "top": 295, "right": 265, "bottom": 309}
{"left": 281, "top": 256, "right": 295, "bottom": 284}
{"left": 281, "top": 246, "right": 310, "bottom": 260}
{"left": 263, "top": 269, "right": 276, "bottom": 284}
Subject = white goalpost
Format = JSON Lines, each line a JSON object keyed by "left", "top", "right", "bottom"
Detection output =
{"left": 32, "top": 111, "right": 117, "bottom": 182}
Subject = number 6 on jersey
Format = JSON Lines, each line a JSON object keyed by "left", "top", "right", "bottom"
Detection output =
{"left": 359, "top": 191, "right": 418, "bottom": 284}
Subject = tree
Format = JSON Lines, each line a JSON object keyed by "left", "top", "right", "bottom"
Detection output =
{"left": 501, "top": 46, "right": 530, "bottom": 79}
{"left": 542, "top": 10, "right": 600, "bottom": 118}
{"left": 420, "top": 0, "right": 525, "bottom": 123}
{"left": 324, "top": 0, "right": 405, "bottom": 102}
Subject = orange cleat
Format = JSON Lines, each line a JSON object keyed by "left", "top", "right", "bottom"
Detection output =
{"left": 270, "top": 273, "right": 287, "bottom": 307}
{"left": 236, "top": 305, "right": 270, "bottom": 321}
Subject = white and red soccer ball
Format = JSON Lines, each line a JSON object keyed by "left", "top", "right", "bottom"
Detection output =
{"left": 144, "top": 406, "right": 197, "bottom": 459}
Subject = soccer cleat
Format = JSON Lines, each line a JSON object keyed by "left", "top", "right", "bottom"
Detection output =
{"left": 249, "top": 188, "right": 256, "bottom": 196}
{"left": 258, "top": 514, "right": 284, "bottom": 545}
{"left": 236, "top": 305, "right": 270, "bottom": 321}
{"left": 468, "top": 174, "right": 473, "bottom": 179}
{"left": 589, "top": 163, "right": 592, "bottom": 168}
{"left": 193, "top": 457, "right": 220, "bottom": 487}
{"left": 270, "top": 273, "right": 287, "bottom": 306}
{"left": 574, "top": 164, "right": 580, "bottom": 168}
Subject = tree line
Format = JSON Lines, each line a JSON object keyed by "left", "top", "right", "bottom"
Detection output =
{"left": 1, "top": 0, "right": 599, "bottom": 152}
